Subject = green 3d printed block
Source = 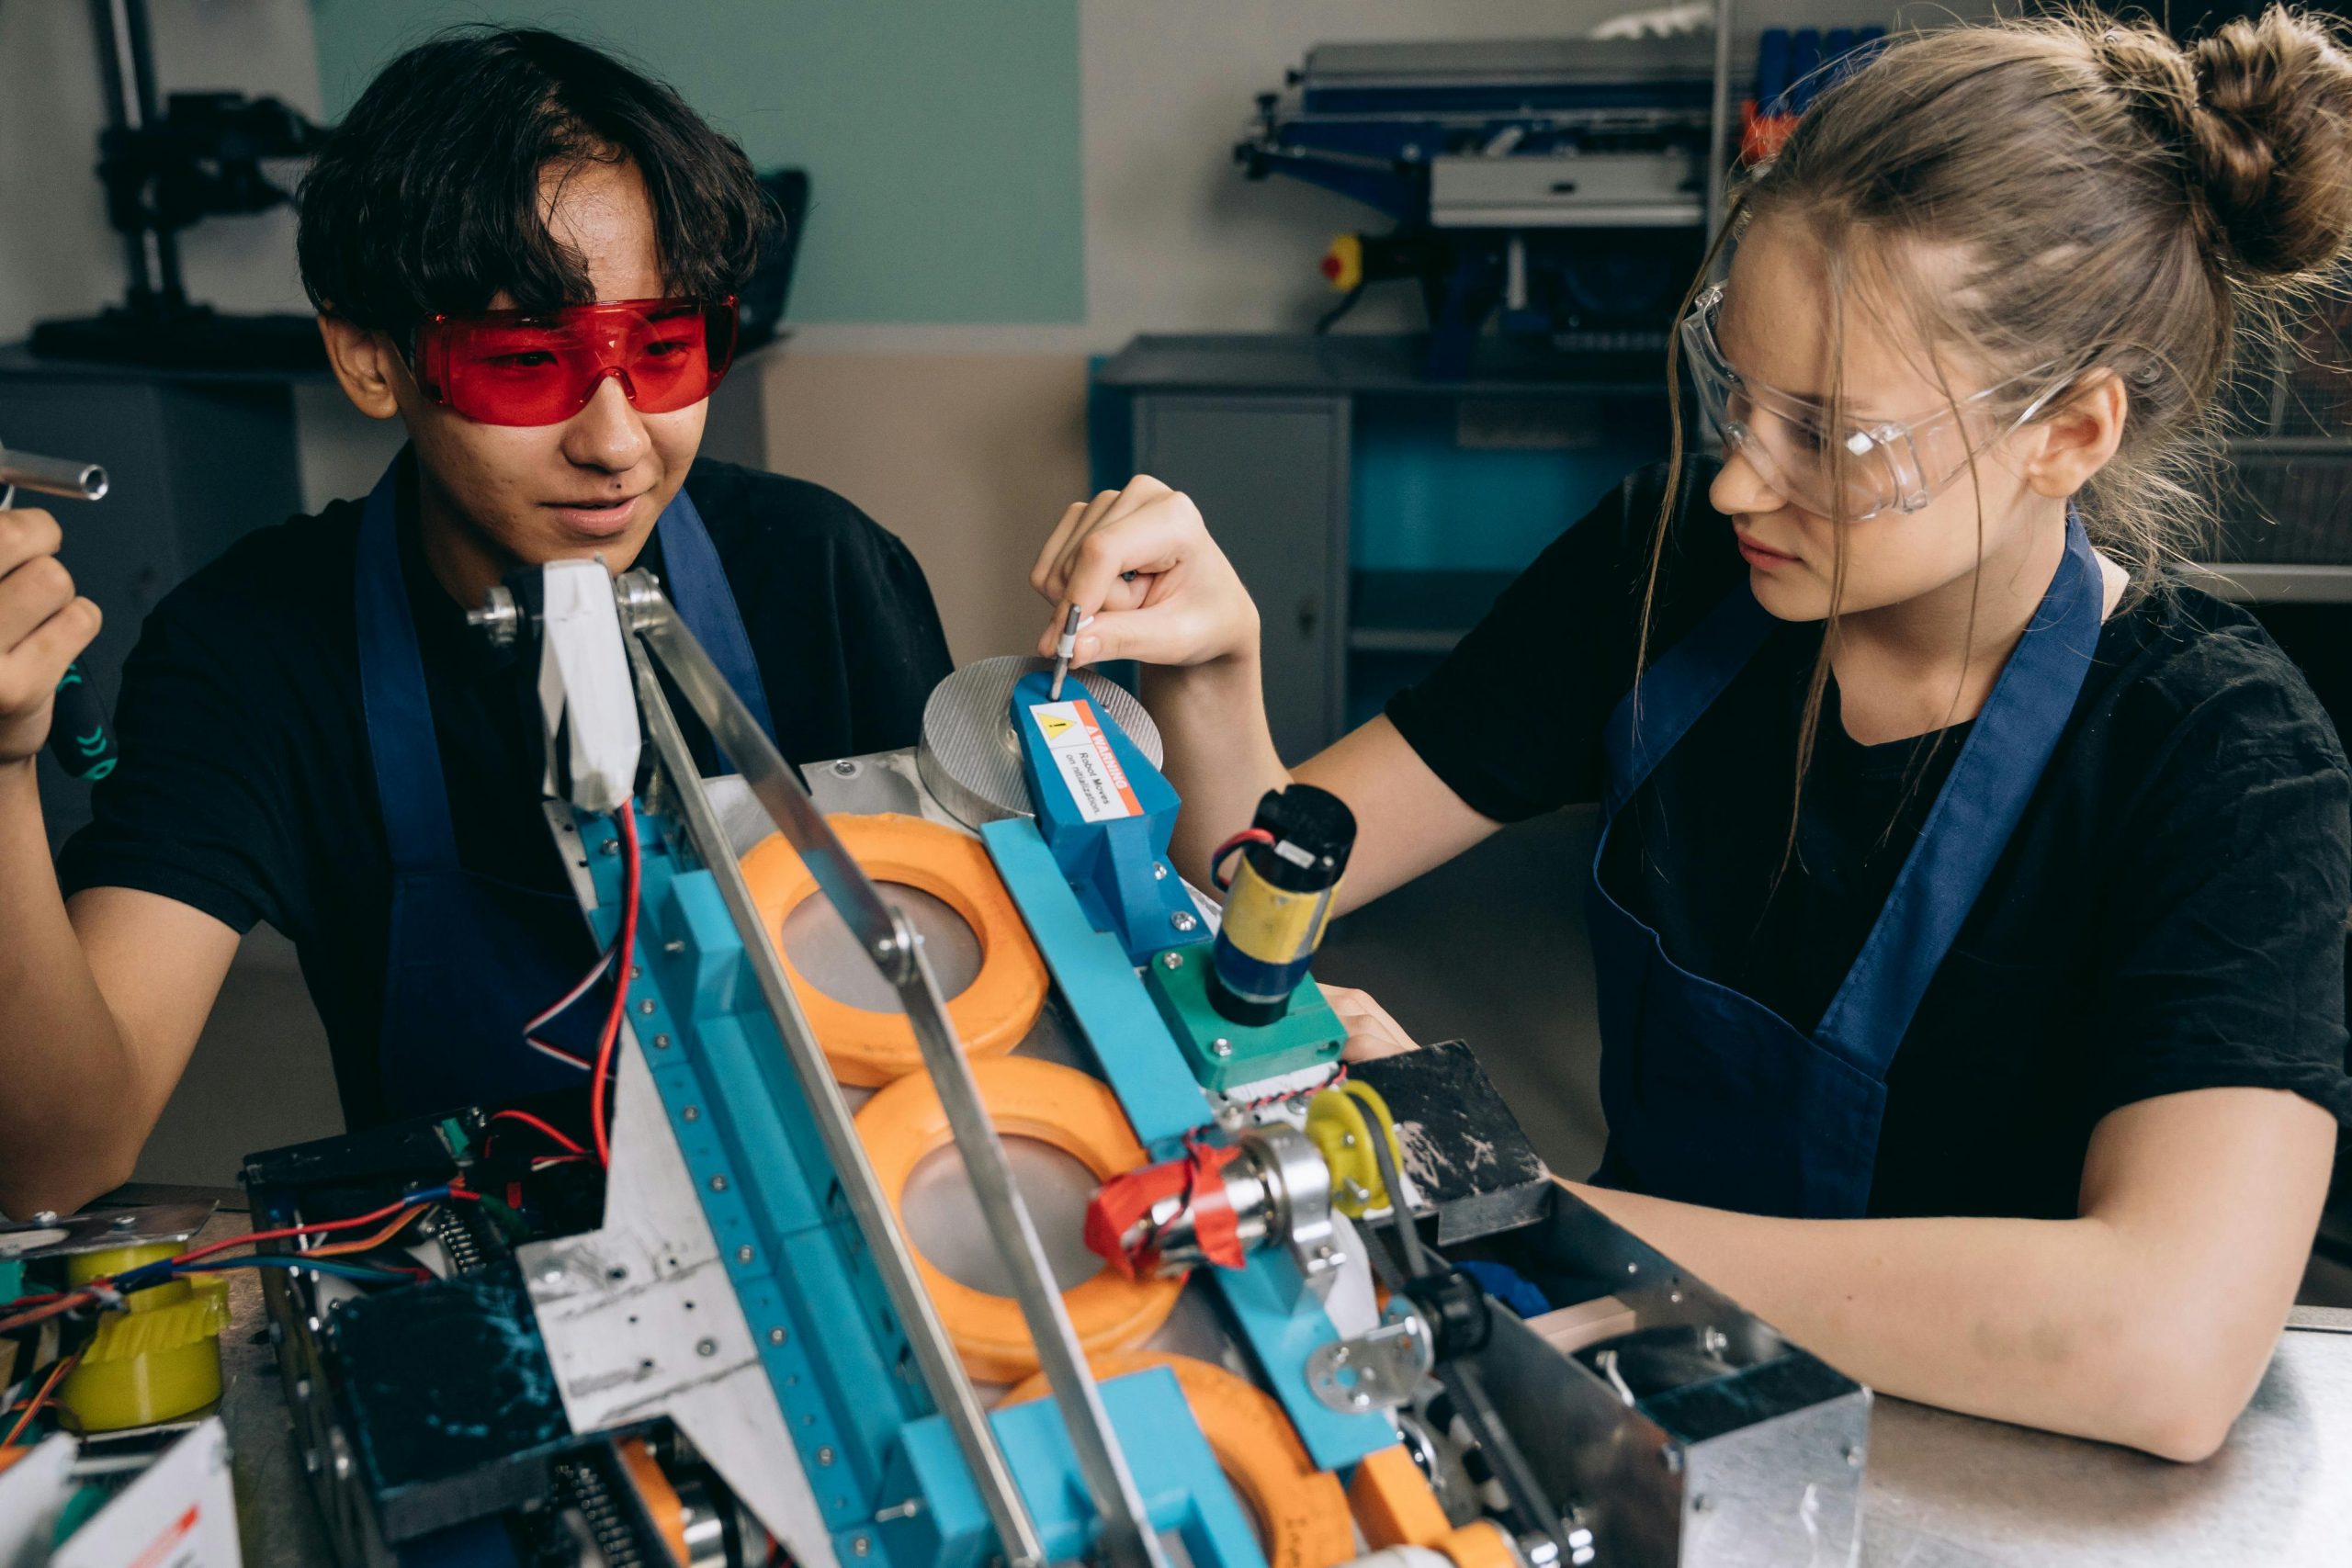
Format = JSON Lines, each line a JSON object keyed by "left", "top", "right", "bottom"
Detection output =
{"left": 1142, "top": 942, "right": 1345, "bottom": 1092}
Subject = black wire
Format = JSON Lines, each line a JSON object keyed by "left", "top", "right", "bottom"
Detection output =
{"left": 1314, "top": 282, "right": 1368, "bottom": 336}
{"left": 1362, "top": 1100, "right": 1428, "bottom": 1279}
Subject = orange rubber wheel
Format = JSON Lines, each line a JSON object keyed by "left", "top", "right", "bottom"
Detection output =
{"left": 741, "top": 813, "right": 1049, "bottom": 1087}
{"left": 854, "top": 1056, "right": 1182, "bottom": 1382}
{"left": 1003, "top": 1350, "right": 1356, "bottom": 1568}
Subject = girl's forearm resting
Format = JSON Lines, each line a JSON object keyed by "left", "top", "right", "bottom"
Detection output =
{"left": 1565, "top": 1087, "right": 2331, "bottom": 1463}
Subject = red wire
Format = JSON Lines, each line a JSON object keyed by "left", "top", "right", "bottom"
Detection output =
{"left": 1210, "top": 827, "right": 1275, "bottom": 892}
{"left": 490, "top": 1109, "right": 585, "bottom": 1156}
{"left": 589, "top": 807, "right": 642, "bottom": 1168}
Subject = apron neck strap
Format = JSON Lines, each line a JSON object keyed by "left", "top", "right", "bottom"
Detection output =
{"left": 1602, "top": 586, "right": 1777, "bottom": 816}
{"left": 1813, "top": 508, "right": 2104, "bottom": 1063}
{"left": 356, "top": 457, "right": 458, "bottom": 874}
{"left": 650, "top": 483, "right": 779, "bottom": 754}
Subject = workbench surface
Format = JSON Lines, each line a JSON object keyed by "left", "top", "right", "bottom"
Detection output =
{"left": 149, "top": 1194, "right": 2352, "bottom": 1567}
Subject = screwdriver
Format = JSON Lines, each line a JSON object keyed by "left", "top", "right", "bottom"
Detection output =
{"left": 0, "top": 445, "right": 118, "bottom": 781}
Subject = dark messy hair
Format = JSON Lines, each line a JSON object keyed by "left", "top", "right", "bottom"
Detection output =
{"left": 297, "top": 27, "right": 765, "bottom": 334}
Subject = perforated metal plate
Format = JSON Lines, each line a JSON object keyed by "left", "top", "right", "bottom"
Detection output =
{"left": 917, "top": 657, "right": 1162, "bottom": 829}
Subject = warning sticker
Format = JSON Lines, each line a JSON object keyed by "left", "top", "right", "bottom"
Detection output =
{"left": 1028, "top": 699, "right": 1142, "bottom": 823}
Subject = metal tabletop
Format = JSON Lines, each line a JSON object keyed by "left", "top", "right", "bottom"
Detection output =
{"left": 121, "top": 1190, "right": 2352, "bottom": 1567}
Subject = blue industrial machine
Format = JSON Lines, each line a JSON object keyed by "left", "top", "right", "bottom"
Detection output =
{"left": 1238, "top": 28, "right": 1885, "bottom": 378}
{"left": 233, "top": 564, "right": 1871, "bottom": 1568}
{"left": 1238, "top": 35, "right": 1720, "bottom": 378}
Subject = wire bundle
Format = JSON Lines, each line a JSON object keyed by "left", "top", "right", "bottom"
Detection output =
{"left": 516, "top": 805, "right": 642, "bottom": 1168}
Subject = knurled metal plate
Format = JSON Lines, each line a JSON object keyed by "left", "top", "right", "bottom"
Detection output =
{"left": 916, "top": 656, "right": 1162, "bottom": 829}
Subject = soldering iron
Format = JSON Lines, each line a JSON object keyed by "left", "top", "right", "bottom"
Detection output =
{"left": 1, "top": 443, "right": 119, "bottom": 780}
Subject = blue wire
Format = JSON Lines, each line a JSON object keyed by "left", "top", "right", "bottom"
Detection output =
{"left": 170, "top": 1257, "right": 418, "bottom": 1286}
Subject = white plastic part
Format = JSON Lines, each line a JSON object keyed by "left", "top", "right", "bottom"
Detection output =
{"left": 536, "top": 559, "right": 642, "bottom": 812}
{"left": 1344, "top": 1549, "right": 1452, "bottom": 1568}
{"left": 51, "top": 1416, "right": 243, "bottom": 1568}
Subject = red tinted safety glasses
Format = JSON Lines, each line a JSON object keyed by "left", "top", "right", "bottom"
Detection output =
{"left": 413, "top": 297, "right": 739, "bottom": 427}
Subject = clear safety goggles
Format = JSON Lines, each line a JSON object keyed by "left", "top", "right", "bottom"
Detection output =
{"left": 1679, "top": 281, "right": 2065, "bottom": 522}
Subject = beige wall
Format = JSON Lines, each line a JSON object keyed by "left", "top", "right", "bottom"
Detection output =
{"left": 0, "top": 0, "right": 322, "bottom": 344}
{"left": 758, "top": 350, "right": 1092, "bottom": 664}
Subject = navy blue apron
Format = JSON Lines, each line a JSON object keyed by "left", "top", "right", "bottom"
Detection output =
{"left": 1587, "top": 513, "right": 2102, "bottom": 1218}
{"left": 356, "top": 456, "right": 777, "bottom": 1122}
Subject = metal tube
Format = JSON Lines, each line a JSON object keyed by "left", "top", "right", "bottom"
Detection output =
{"left": 627, "top": 581, "right": 1168, "bottom": 1568}
{"left": 1705, "top": 0, "right": 1736, "bottom": 237}
{"left": 0, "top": 450, "right": 108, "bottom": 502}
{"left": 617, "top": 619, "right": 1050, "bottom": 1568}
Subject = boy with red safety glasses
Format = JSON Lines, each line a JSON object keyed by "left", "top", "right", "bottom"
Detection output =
{"left": 0, "top": 28, "right": 955, "bottom": 1214}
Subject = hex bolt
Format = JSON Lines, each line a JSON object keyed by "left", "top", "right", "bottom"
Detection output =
{"left": 1170, "top": 910, "right": 1199, "bottom": 933}
{"left": 696, "top": 1337, "right": 718, "bottom": 1358}
{"left": 1211, "top": 1038, "right": 1232, "bottom": 1057}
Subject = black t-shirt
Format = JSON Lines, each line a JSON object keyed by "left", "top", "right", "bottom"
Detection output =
{"left": 57, "top": 457, "right": 955, "bottom": 1125}
{"left": 1387, "top": 459, "right": 2352, "bottom": 1220}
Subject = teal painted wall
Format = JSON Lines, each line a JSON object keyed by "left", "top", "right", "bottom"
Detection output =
{"left": 310, "top": 0, "right": 1084, "bottom": 324}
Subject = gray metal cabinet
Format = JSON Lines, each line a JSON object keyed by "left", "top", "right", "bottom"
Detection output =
{"left": 1129, "top": 394, "right": 1348, "bottom": 762}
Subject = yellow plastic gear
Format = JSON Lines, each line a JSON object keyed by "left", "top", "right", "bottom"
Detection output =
{"left": 60, "top": 1243, "right": 231, "bottom": 1431}
{"left": 1305, "top": 1078, "right": 1405, "bottom": 1218}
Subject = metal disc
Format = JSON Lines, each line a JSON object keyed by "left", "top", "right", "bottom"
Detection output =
{"left": 917, "top": 655, "right": 1162, "bottom": 829}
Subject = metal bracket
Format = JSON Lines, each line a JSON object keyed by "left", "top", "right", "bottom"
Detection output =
{"left": 616, "top": 572, "right": 1166, "bottom": 1568}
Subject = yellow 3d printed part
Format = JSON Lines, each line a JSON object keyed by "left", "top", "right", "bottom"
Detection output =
{"left": 1305, "top": 1078, "right": 1406, "bottom": 1218}
{"left": 59, "top": 1246, "right": 230, "bottom": 1431}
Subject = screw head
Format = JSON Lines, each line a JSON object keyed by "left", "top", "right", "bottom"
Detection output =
{"left": 831, "top": 759, "right": 859, "bottom": 777}
{"left": 655, "top": 1033, "right": 672, "bottom": 1049}
{"left": 683, "top": 1105, "right": 699, "bottom": 1121}
{"left": 1211, "top": 1037, "right": 1232, "bottom": 1057}
{"left": 1159, "top": 950, "right": 1183, "bottom": 970}
{"left": 1170, "top": 910, "right": 1199, "bottom": 933}
{"left": 696, "top": 1337, "right": 718, "bottom": 1358}
{"left": 663, "top": 939, "right": 684, "bottom": 953}
{"left": 629, "top": 964, "right": 642, "bottom": 980}
{"left": 639, "top": 998, "right": 657, "bottom": 1015}
{"left": 1154, "top": 862, "right": 1169, "bottom": 880}
{"left": 736, "top": 1245, "right": 754, "bottom": 1264}
{"left": 852, "top": 1537, "right": 870, "bottom": 1557}
{"left": 1845, "top": 1443, "right": 1865, "bottom": 1467}
{"left": 709, "top": 1175, "right": 729, "bottom": 1192}
{"left": 818, "top": 1446, "right": 836, "bottom": 1467}
{"left": 602, "top": 839, "right": 620, "bottom": 855}
{"left": 769, "top": 1326, "right": 787, "bottom": 1346}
